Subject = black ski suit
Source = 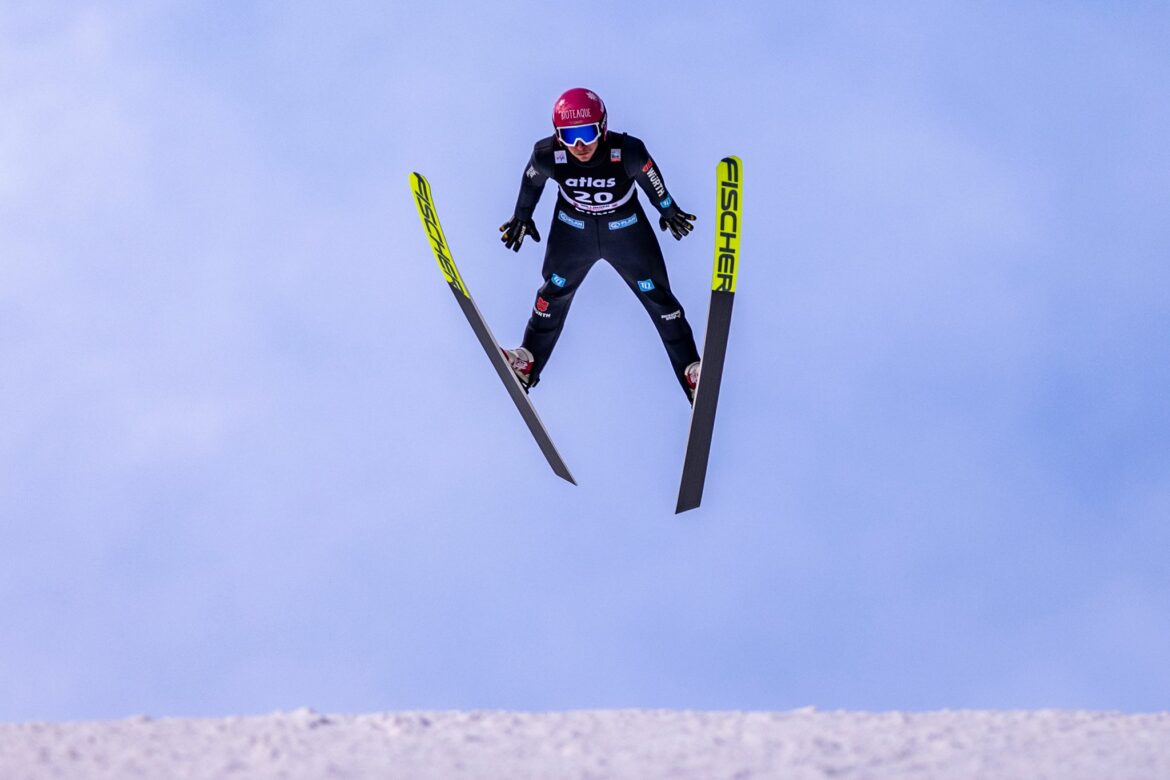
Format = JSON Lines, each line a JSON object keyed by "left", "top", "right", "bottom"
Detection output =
{"left": 510, "top": 132, "right": 699, "bottom": 397}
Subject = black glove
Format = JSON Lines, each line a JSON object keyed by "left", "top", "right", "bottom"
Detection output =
{"left": 659, "top": 209, "right": 696, "bottom": 241}
{"left": 499, "top": 216, "right": 541, "bottom": 252}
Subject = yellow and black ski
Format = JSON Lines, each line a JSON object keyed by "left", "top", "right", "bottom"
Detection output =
{"left": 677, "top": 156, "right": 742, "bottom": 513}
{"left": 410, "top": 172, "right": 576, "bottom": 485}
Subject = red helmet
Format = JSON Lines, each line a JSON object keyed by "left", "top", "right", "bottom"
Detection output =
{"left": 552, "top": 88, "right": 607, "bottom": 144}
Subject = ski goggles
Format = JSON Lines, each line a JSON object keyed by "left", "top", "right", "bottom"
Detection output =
{"left": 556, "top": 122, "right": 602, "bottom": 147}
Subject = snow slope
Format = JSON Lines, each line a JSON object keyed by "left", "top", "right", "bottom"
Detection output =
{"left": 2, "top": 708, "right": 1168, "bottom": 779}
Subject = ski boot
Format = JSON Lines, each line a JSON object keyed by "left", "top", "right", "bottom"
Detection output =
{"left": 502, "top": 346, "right": 535, "bottom": 389}
{"left": 685, "top": 361, "right": 701, "bottom": 402}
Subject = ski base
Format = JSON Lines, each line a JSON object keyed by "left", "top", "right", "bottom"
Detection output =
{"left": 677, "top": 156, "right": 742, "bottom": 513}
{"left": 411, "top": 171, "right": 575, "bottom": 485}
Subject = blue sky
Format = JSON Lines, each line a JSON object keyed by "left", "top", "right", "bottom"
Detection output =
{"left": 2, "top": 2, "right": 1169, "bottom": 721}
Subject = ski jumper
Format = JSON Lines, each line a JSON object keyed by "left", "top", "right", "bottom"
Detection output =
{"left": 511, "top": 132, "right": 700, "bottom": 397}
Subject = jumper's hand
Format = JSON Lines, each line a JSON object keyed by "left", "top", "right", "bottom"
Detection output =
{"left": 499, "top": 216, "right": 541, "bottom": 252}
{"left": 659, "top": 210, "right": 696, "bottom": 241}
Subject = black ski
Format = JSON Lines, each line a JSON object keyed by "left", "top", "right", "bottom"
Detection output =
{"left": 410, "top": 172, "right": 576, "bottom": 485}
{"left": 676, "top": 156, "right": 742, "bottom": 513}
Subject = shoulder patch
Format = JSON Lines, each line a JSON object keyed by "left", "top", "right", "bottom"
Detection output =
{"left": 554, "top": 150, "right": 567, "bottom": 164}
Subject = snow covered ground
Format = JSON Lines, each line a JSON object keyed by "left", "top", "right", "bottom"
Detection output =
{"left": 3, "top": 708, "right": 1169, "bottom": 779}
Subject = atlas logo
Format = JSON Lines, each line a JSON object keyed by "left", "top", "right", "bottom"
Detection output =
{"left": 714, "top": 157, "right": 741, "bottom": 293}
{"left": 565, "top": 176, "right": 616, "bottom": 188}
{"left": 637, "top": 279, "right": 655, "bottom": 292}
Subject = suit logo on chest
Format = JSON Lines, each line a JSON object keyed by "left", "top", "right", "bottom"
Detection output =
{"left": 564, "top": 177, "right": 617, "bottom": 188}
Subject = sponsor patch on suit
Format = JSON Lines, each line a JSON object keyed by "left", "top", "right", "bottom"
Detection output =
{"left": 557, "top": 210, "right": 585, "bottom": 229}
